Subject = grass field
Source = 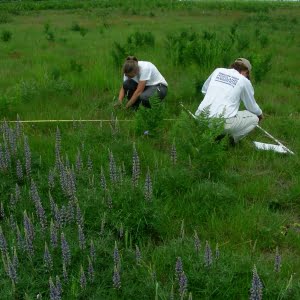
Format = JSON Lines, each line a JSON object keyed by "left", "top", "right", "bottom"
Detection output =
{"left": 0, "top": 1, "right": 300, "bottom": 299}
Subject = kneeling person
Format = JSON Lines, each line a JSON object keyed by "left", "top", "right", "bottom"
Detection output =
{"left": 117, "top": 56, "right": 168, "bottom": 109}
{"left": 195, "top": 58, "right": 263, "bottom": 143}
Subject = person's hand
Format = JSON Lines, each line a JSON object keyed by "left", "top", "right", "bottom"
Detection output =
{"left": 114, "top": 101, "right": 122, "bottom": 109}
{"left": 258, "top": 114, "right": 263, "bottom": 122}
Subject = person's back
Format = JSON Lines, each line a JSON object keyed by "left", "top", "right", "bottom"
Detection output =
{"left": 195, "top": 58, "right": 263, "bottom": 143}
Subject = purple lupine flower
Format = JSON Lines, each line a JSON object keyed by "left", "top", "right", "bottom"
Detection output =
{"left": 56, "top": 275, "right": 62, "bottom": 299}
{"left": 8, "top": 127, "right": 17, "bottom": 157}
{"left": 100, "top": 166, "right": 107, "bottom": 191}
{"left": 0, "top": 202, "right": 4, "bottom": 220}
{"left": 87, "top": 153, "right": 93, "bottom": 172}
{"left": 215, "top": 243, "right": 220, "bottom": 260}
{"left": 250, "top": 265, "right": 263, "bottom": 300}
{"left": 9, "top": 214, "right": 17, "bottom": 232}
{"left": 90, "top": 240, "right": 96, "bottom": 262}
{"left": 119, "top": 223, "right": 123, "bottom": 239}
{"left": 175, "top": 257, "right": 183, "bottom": 279}
{"left": 55, "top": 127, "right": 61, "bottom": 170}
{"left": 61, "top": 232, "right": 71, "bottom": 266}
{"left": 23, "top": 211, "right": 34, "bottom": 241}
{"left": 13, "top": 247, "right": 19, "bottom": 270}
{"left": 15, "top": 114, "right": 23, "bottom": 140}
{"left": 58, "top": 161, "right": 68, "bottom": 196}
{"left": 44, "top": 242, "right": 53, "bottom": 270}
{"left": 63, "top": 262, "right": 68, "bottom": 283}
{"left": 49, "top": 277, "right": 57, "bottom": 300}
{"left": 113, "top": 241, "right": 120, "bottom": 267}
{"left": 100, "top": 213, "right": 106, "bottom": 236}
{"left": 15, "top": 183, "right": 21, "bottom": 202}
{"left": 60, "top": 205, "right": 67, "bottom": 228}
{"left": 50, "top": 220, "right": 58, "bottom": 248}
{"left": 16, "top": 159, "right": 23, "bottom": 181}
{"left": 24, "top": 136, "right": 31, "bottom": 178}
{"left": 66, "top": 200, "right": 74, "bottom": 224}
{"left": 7, "top": 254, "right": 17, "bottom": 284}
{"left": 0, "top": 144, "right": 7, "bottom": 171}
{"left": 24, "top": 230, "right": 34, "bottom": 257}
{"left": 48, "top": 169, "right": 55, "bottom": 190}
{"left": 106, "top": 191, "right": 113, "bottom": 209}
{"left": 109, "top": 150, "right": 118, "bottom": 184}
{"left": 194, "top": 230, "right": 201, "bottom": 254}
{"left": 0, "top": 226, "right": 8, "bottom": 255}
{"left": 54, "top": 204, "right": 61, "bottom": 228}
{"left": 132, "top": 143, "right": 140, "bottom": 187}
{"left": 110, "top": 113, "right": 120, "bottom": 137}
{"left": 204, "top": 240, "right": 213, "bottom": 268}
{"left": 76, "top": 203, "right": 84, "bottom": 229}
{"left": 65, "top": 155, "right": 70, "bottom": 170}
{"left": 170, "top": 142, "right": 177, "bottom": 165}
{"left": 49, "top": 192, "right": 56, "bottom": 218}
{"left": 78, "top": 225, "right": 86, "bottom": 250}
{"left": 135, "top": 245, "right": 142, "bottom": 265}
{"left": 37, "top": 201, "right": 47, "bottom": 232}
{"left": 16, "top": 225, "right": 24, "bottom": 251}
{"left": 113, "top": 265, "right": 121, "bottom": 289}
{"left": 88, "top": 256, "right": 95, "bottom": 282}
{"left": 144, "top": 167, "right": 153, "bottom": 202}
{"left": 179, "top": 271, "right": 188, "bottom": 298}
{"left": 274, "top": 246, "right": 281, "bottom": 273}
{"left": 122, "top": 161, "right": 126, "bottom": 177}
{"left": 10, "top": 194, "right": 16, "bottom": 209}
{"left": 75, "top": 149, "right": 83, "bottom": 172}
{"left": 79, "top": 265, "right": 87, "bottom": 289}
{"left": 4, "top": 139, "right": 11, "bottom": 169}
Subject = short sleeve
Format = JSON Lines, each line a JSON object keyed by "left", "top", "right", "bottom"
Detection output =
{"left": 139, "top": 66, "right": 151, "bottom": 82}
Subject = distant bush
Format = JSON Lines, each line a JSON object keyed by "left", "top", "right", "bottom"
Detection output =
{"left": 71, "top": 21, "right": 88, "bottom": 36}
{"left": 165, "top": 29, "right": 230, "bottom": 70}
{"left": 111, "top": 31, "right": 155, "bottom": 68}
{"left": 259, "top": 34, "right": 270, "bottom": 48}
{"left": 0, "top": 13, "right": 11, "bottom": 24}
{"left": 70, "top": 59, "right": 83, "bottom": 73}
{"left": 236, "top": 33, "right": 250, "bottom": 51}
{"left": 44, "top": 22, "right": 55, "bottom": 41}
{"left": 1, "top": 29, "right": 12, "bottom": 42}
{"left": 250, "top": 53, "right": 272, "bottom": 83}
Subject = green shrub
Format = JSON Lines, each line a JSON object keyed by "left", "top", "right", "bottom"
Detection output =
{"left": 170, "top": 110, "right": 227, "bottom": 179}
{"left": 0, "top": 13, "right": 11, "bottom": 24}
{"left": 250, "top": 53, "right": 272, "bottom": 83}
{"left": 1, "top": 29, "right": 12, "bottom": 42}
{"left": 70, "top": 59, "right": 83, "bottom": 73}
{"left": 135, "top": 97, "right": 165, "bottom": 136}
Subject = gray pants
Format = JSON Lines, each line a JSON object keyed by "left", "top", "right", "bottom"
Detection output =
{"left": 123, "top": 79, "right": 168, "bottom": 109}
{"left": 224, "top": 110, "right": 259, "bottom": 142}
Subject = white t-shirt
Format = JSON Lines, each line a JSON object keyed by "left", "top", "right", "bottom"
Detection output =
{"left": 195, "top": 68, "right": 262, "bottom": 118}
{"left": 123, "top": 61, "right": 168, "bottom": 86}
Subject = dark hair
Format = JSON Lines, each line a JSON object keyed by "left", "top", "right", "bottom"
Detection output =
{"left": 123, "top": 56, "right": 138, "bottom": 74}
{"left": 230, "top": 61, "right": 250, "bottom": 80}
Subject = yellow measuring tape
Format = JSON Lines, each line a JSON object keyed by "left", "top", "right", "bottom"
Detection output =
{"left": 2, "top": 118, "right": 177, "bottom": 123}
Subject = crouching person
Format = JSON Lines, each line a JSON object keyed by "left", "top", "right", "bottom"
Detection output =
{"left": 195, "top": 58, "right": 263, "bottom": 143}
{"left": 116, "top": 56, "right": 168, "bottom": 110}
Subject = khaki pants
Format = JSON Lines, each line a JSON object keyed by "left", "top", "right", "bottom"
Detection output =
{"left": 224, "top": 111, "right": 259, "bottom": 142}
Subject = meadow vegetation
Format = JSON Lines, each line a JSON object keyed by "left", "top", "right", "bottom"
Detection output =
{"left": 0, "top": 0, "right": 300, "bottom": 299}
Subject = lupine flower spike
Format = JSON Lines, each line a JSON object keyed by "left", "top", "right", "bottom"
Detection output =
{"left": 274, "top": 246, "right": 281, "bottom": 273}
{"left": 204, "top": 240, "right": 213, "bottom": 268}
{"left": 132, "top": 143, "right": 140, "bottom": 187}
{"left": 250, "top": 265, "right": 263, "bottom": 300}
{"left": 194, "top": 230, "right": 201, "bottom": 254}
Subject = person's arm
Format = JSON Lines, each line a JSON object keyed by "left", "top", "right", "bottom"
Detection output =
{"left": 241, "top": 79, "right": 263, "bottom": 118}
{"left": 126, "top": 81, "right": 146, "bottom": 108}
{"left": 118, "top": 86, "right": 125, "bottom": 103}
